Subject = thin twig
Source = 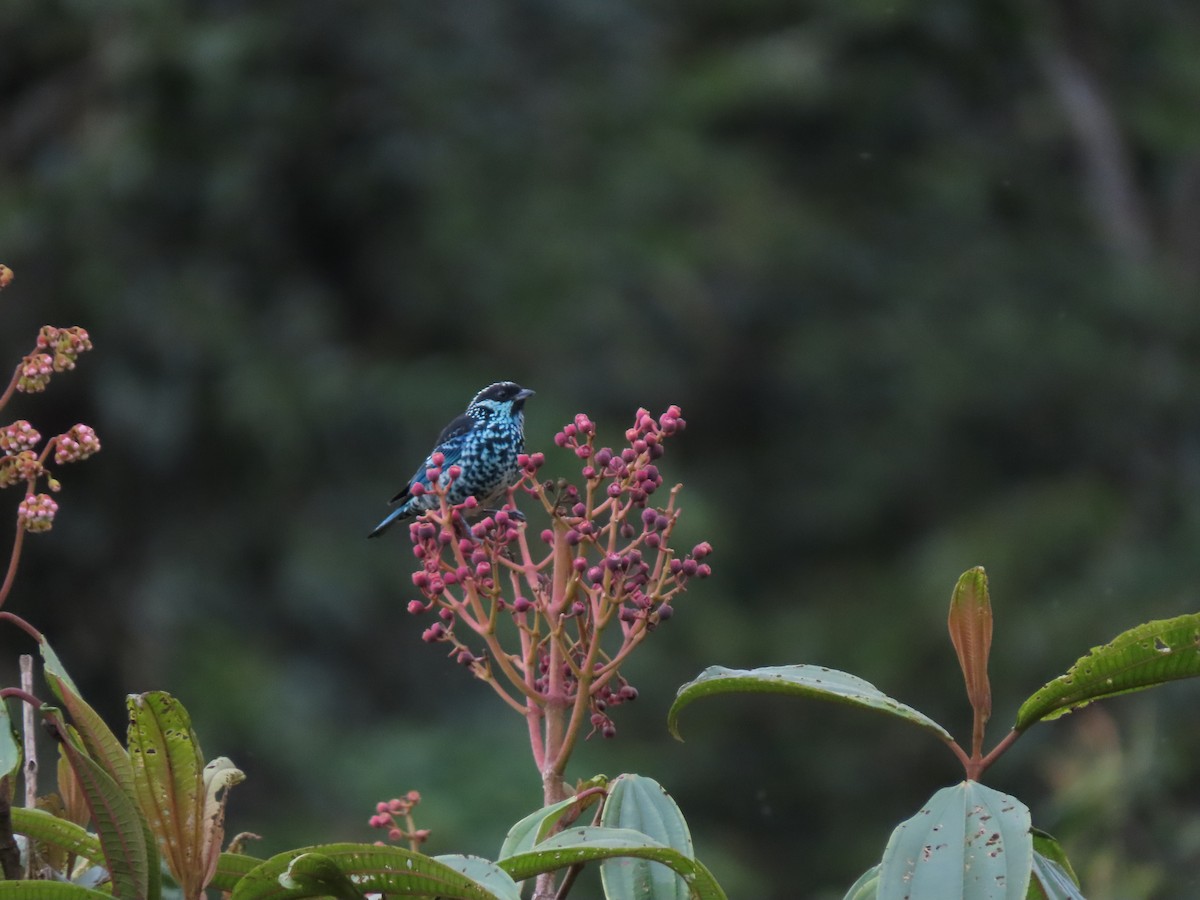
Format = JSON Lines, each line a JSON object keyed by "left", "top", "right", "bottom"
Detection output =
{"left": 20, "top": 656, "right": 36, "bottom": 810}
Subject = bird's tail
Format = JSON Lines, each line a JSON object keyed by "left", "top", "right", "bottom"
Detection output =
{"left": 367, "top": 506, "right": 407, "bottom": 539}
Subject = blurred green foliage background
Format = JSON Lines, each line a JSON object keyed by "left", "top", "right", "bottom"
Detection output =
{"left": 3, "top": 1, "right": 1200, "bottom": 897}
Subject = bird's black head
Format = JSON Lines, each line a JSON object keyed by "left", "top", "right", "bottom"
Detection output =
{"left": 468, "top": 382, "right": 535, "bottom": 418}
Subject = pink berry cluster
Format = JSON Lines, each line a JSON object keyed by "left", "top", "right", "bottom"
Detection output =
{"left": 368, "top": 791, "right": 429, "bottom": 848}
{"left": 403, "top": 404, "right": 711, "bottom": 747}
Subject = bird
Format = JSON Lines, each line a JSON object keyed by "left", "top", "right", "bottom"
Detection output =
{"left": 368, "top": 381, "right": 535, "bottom": 538}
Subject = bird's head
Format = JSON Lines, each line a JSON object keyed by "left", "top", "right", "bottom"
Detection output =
{"left": 468, "top": 382, "right": 535, "bottom": 421}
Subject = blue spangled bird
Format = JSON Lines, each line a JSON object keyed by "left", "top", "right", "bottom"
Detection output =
{"left": 368, "top": 381, "right": 535, "bottom": 538}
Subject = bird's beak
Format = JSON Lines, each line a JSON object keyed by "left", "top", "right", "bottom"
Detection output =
{"left": 517, "top": 388, "right": 535, "bottom": 401}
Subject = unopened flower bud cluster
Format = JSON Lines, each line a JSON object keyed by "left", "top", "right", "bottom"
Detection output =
{"left": 368, "top": 790, "right": 429, "bottom": 848}
{"left": 1, "top": 315, "right": 101, "bottom": 533}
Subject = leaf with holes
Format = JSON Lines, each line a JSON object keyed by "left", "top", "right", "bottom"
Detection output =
{"left": 128, "top": 692, "right": 243, "bottom": 900}
{"left": 876, "top": 782, "right": 1031, "bottom": 900}
{"left": 1015, "top": 613, "right": 1200, "bottom": 730}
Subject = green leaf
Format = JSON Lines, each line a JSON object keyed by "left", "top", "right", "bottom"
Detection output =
{"left": 1027, "top": 829, "right": 1083, "bottom": 899}
{"left": 1015, "top": 613, "right": 1200, "bottom": 731}
{"left": 1029, "top": 830, "right": 1079, "bottom": 888}
{"left": 600, "top": 774, "right": 693, "bottom": 900}
{"left": 843, "top": 865, "right": 880, "bottom": 900}
{"left": 498, "top": 827, "right": 727, "bottom": 900}
{"left": 40, "top": 638, "right": 135, "bottom": 796}
{"left": 210, "top": 852, "right": 266, "bottom": 892}
{"left": 127, "top": 693, "right": 243, "bottom": 900}
{"left": 231, "top": 843, "right": 517, "bottom": 900}
{"left": 10, "top": 806, "right": 104, "bottom": 863}
{"left": 1, "top": 697, "right": 19, "bottom": 779}
{"left": 877, "top": 782, "right": 1032, "bottom": 900}
{"left": 668, "top": 665, "right": 952, "bottom": 743}
{"left": 45, "top": 708, "right": 152, "bottom": 900}
{"left": 497, "top": 793, "right": 594, "bottom": 861}
{"left": 277, "top": 852, "right": 365, "bottom": 900}
{"left": 0, "top": 882, "right": 116, "bottom": 900}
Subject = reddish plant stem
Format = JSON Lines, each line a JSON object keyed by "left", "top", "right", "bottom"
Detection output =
{"left": 0, "top": 687, "right": 42, "bottom": 708}
{"left": 0, "top": 364, "right": 21, "bottom": 412}
{"left": 0, "top": 525, "right": 27, "bottom": 611}
{"left": 0, "top": 611, "right": 45, "bottom": 643}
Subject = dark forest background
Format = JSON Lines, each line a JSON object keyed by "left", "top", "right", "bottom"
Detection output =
{"left": 4, "top": 1, "right": 1200, "bottom": 897}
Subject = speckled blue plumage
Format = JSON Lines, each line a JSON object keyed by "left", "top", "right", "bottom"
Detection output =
{"left": 368, "top": 382, "right": 533, "bottom": 538}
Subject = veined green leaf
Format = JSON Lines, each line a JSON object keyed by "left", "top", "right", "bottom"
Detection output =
{"left": 46, "top": 708, "right": 151, "bottom": 900}
{"left": 498, "top": 827, "right": 726, "bottom": 900}
{"left": 41, "top": 638, "right": 134, "bottom": 796}
{"left": 128, "top": 692, "right": 204, "bottom": 899}
{"left": 230, "top": 843, "right": 516, "bottom": 900}
{"left": 128, "top": 692, "right": 242, "bottom": 900}
{"left": 1015, "top": 613, "right": 1200, "bottom": 730}
{"left": 10, "top": 806, "right": 103, "bottom": 863}
{"left": 668, "top": 665, "right": 952, "bottom": 743}
{"left": 877, "top": 782, "right": 1031, "bottom": 900}
{"left": 0, "top": 882, "right": 115, "bottom": 900}
{"left": 600, "top": 774, "right": 693, "bottom": 900}
{"left": 210, "top": 852, "right": 265, "bottom": 893}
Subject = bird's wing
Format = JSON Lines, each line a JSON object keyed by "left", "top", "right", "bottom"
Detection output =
{"left": 388, "top": 413, "right": 476, "bottom": 504}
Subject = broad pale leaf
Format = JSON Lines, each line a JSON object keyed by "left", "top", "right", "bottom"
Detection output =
{"left": 600, "top": 774, "right": 693, "bottom": 900}
{"left": 433, "top": 855, "right": 522, "bottom": 900}
{"left": 0, "top": 696, "right": 18, "bottom": 779}
{"left": 877, "top": 782, "right": 1032, "bottom": 900}
{"left": 1015, "top": 613, "right": 1200, "bottom": 731}
{"left": 669, "top": 665, "right": 952, "bottom": 743}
